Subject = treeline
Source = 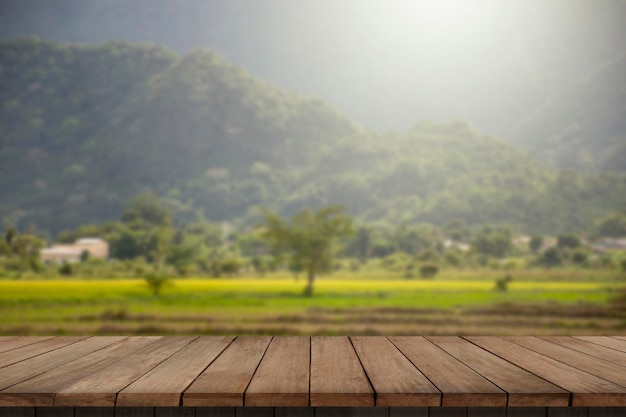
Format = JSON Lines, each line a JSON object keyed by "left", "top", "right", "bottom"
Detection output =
{"left": 2, "top": 197, "right": 625, "bottom": 281}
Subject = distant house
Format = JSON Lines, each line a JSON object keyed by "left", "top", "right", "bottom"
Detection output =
{"left": 592, "top": 237, "right": 626, "bottom": 252}
{"left": 443, "top": 239, "right": 470, "bottom": 252}
{"left": 41, "top": 238, "right": 109, "bottom": 263}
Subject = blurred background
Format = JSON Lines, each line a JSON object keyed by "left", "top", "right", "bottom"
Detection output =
{"left": 0, "top": 0, "right": 625, "bottom": 336}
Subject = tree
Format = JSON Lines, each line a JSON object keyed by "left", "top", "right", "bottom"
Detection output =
{"left": 471, "top": 227, "right": 512, "bottom": 258}
{"left": 557, "top": 234, "right": 581, "bottom": 249}
{"left": 529, "top": 236, "right": 543, "bottom": 253}
{"left": 260, "top": 205, "right": 353, "bottom": 296}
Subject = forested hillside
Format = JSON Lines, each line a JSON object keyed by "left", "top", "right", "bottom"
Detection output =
{"left": 512, "top": 54, "right": 626, "bottom": 173}
{"left": 1, "top": 38, "right": 625, "bottom": 235}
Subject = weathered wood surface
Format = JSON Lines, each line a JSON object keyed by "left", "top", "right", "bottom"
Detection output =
{"left": 1, "top": 336, "right": 626, "bottom": 408}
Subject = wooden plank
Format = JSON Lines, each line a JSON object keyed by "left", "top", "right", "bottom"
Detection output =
{"left": 389, "top": 407, "right": 429, "bottom": 417}
{"left": 0, "top": 336, "right": 125, "bottom": 403}
{"left": 195, "top": 408, "right": 236, "bottom": 417}
{"left": 574, "top": 337, "right": 626, "bottom": 353}
{"left": 313, "top": 408, "right": 388, "bottom": 417}
{"left": 613, "top": 336, "right": 626, "bottom": 341}
{"left": 588, "top": 408, "right": 626, "bottom": 417}
{"left": 115, "top": 408, "right": 155, "bottom": 417}
{"left": 35, "top": 407, "right": 73, "bottom": 417}
{"left": 155, "top": 408, "right": 195, "bottom": 417}
{"left": 0, "top": 407, "right": 34, "bottom": 417}
{"left": 184, "top": 336, "right": 272, "bottom": 406}
{"left": 274, "top": 407, "right": 314, "bottom": 417}
{"left": 74, "top": 408, "right": 114, "bottom": 417}
{"left": 390, "top": 336, "right": 505, "bottom": 407}
{"left": 53, "top": 337, "right": 195, "bottom": 406}
{"left": 429, "top": 336, "right": 569, "bottom": 406}
{"left": 310, "top": 336, "right": 374, "bottom": 406}
{"left": 118, "top": 336, "right": 234, "bottom": 406}
{"left": 0, "top": 336, "right": 88, "bottom": 368}
{"left": 429, "top": 408, "right": 466, "bottom": 417}
{"left": 351, "top": 336, "right": 440, "bottom": 406}
{"left": 245, "top": 337, "right": 310, "bottom": 406}
{"left": 1, "top": 336, "right": 153, "bottom": 406}
{"left": 467, "top": 408, "right": 506, "bottom": 417}
{"left": 467, "top": 337, "right": 626, "bottom": 406}
{"left": 0, "top": 337, "right": 55, "bottom": 355}
{"left": 506, "top": 337, "right": 626, "bottom": 388}
{"left": 541, "top": 337, "right": 626, "bottom": 367}
{"left": 235, "top": 407, "right": 273, "bottom": 417}
{"left": 547, "top": 408, "right": 588, "bottom": 417}
{"left": 507, "top": 408, "right": 547, "bottom": 417}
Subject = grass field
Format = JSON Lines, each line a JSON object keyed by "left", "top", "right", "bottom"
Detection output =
{"left": 1, "top": 270, "right": 625, "bottom": 336}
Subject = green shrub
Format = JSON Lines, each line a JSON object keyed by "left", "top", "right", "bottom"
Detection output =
{"left": 58, "top": 262, "right": 73, "bottom": 276}
{"left": 419, "top": 264, "right": 439, "bottom": 279}
{"left": 143, "top": 272, "right": 171, "bottom": 296}
{"left": 494, "top": 275, "right": 513, "bottom": 292}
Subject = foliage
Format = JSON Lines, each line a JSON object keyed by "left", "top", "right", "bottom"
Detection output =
{"left": 494, "top": 275, "right": 513, "bottom": 292}
{"left": 471, "top": 227, "right": 513, "bottom": 258}
{"left": 593, "top": 212, "right": 626, "bottom": 237}
{"left": 419, "top": 264, "right": 439, "bottom": 279}
{"left": 1, "top": 38, "right": 626, "bottom": 237}
{"left": 540, "top": 247, "right": 563, "bottom": 267}
{"left": 58, "top": 262, "right": 73, "bottom": 276}
{"left": 260, "top": 205, "right": 353, "bottom": 296}
{"left": 143, "top": 272, "right": 172, "bottom": 296}
{"left": 529, "top": 236, "right": 544, "bottom": 252}
{"left": 557, "top": 234, "right": 581, "bottom": 249}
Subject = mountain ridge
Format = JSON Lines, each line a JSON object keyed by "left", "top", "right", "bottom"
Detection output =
{"left": 1, "top": 38, "right": 625, "bottom": 235}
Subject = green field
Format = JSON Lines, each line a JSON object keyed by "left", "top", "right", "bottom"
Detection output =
{"left": 2, "top": 271, "right": 625, "bottom": 336}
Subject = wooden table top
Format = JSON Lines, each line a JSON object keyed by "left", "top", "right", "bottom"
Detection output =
{"left": 0, "top": 336, "right": 625, "bottom": 408}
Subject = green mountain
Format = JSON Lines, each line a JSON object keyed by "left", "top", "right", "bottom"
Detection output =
{"left": 512, "top": 54, "right": 626, "bottom": 173}
{"left": 1, "top": 38, "right": 625, "bottom": 235}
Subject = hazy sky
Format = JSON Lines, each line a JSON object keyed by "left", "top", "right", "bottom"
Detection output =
{"left": 2, "top": 0, "right": 625, "bottom": 133}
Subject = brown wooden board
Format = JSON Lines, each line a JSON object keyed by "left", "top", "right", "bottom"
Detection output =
{"left": 0, "top": 337, "right": 126, "bottom": 405}
{"left": 245, "top": 337, "right": 310, "bottom": 407}
{"left": 506, "top": 337, "right": 626, "bottom": 388}
{"left": 0, "top": 337, "right": 88, "bottom": 369}
{"left": 0, "top": 337, "right": 54, "bottom": 355}
{"left": 54, "top": 337, "right": 195, "bottom": 407}
{"left": 117, "top": 336, "right": 234, "bottom": 406}
{"left": 429, "top": 336, "right": 569, "bottom": 406}
{"left": 390, "top": 336, "right": 505, "bottom": 407}
{"left": 467, "top": 337, "right": 626, "bottom": 406}
{"left": 574, "top": 337, "right": 626, "bottom": 353}
{"left": 1, "top": 337, "right": 152, "bottom": 406}
{"left": 310, "top": 336, "right": 374, "bottom": 406}
{"left": 184, "top": 337, "right": 272, "bottom": 407}
{"left": 351, "top": 336, "right": 440, "bottom": 406}
{"left": 540, "top": 337, "right": 626, "bottom": 368}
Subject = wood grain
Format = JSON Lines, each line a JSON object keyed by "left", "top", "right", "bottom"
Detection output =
{"left": 118, "top": 336, "right": 234, "bottom": 406}
{"left": 184, "top": 337, "right": 272, "bottom": 406}
{"left": 541, "top": 337, "right": 626, "bottom": 367}
{"left": 506, "top": 337, "right": 626, "bottom": 387}
{"left": 0, "top": 336, "right": 125, "bottom": 405}
{"left": 574, "top": 337, "right": 626, "bottom": 353}
{"left": 429, "top": 336, "right": 568, "bottom": 406}
{"left": 468, "top": 337, "right": 626, "bottom": 406}
{"left": 54, "top": 337, "right": 195, "bottom": 407}
{"left": 0, "top": 337, "right": 88, "bottom": 369}
{"left": 310, "top": 336, "right": 373, "bottom": 406}
{"left": 245, "top": 337, "right": 310, "bottom": 406}
{"left": 351, "top": 336, "right": 440, "bottom": 406}
{"left": 0, "top": 337, "right": 54, "bottom": 355}
{"left": 390, "top": 336, "right": 505, "bottom": 407}
{"left": 1, "top": 336, "right": 151, "bottom": 406}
